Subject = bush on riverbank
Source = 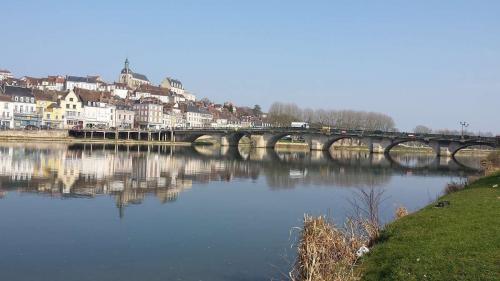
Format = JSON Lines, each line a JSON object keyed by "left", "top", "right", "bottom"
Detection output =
{"left": 290, "top": 212, "right": 385, "bottom": 281}
{"left": 290, "top": 215, "right": 363, "bottom": 281}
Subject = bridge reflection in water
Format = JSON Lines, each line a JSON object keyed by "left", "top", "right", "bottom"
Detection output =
{"left": 0, "top": 143, "right": 482, "bottom": 217}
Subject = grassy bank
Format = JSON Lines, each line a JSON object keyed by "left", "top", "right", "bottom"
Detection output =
{"left": 359, "top": 173, "right": 500, "bottom": 281}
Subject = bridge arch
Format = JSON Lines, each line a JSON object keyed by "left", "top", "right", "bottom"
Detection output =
{"left": 224, "top": 131, "right": 252, "bottom": 146}
{"left": 450, "top": 143, "right": 496, "bottom": 157}
{"left": 265, "top": 132, "right": 309, "bottom": 149}
{"left": 186, "top": 133, "right": 218, "bottom": 143}
{"left": 323, "top": 136, "right": 364, "bottom": 151}
{"left": 383, "top": 139, "right": 439, "bottom": 155}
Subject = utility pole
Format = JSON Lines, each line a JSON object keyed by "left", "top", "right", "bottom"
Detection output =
{"left": 460, "top": 121, "right": 469, "bottom": 139}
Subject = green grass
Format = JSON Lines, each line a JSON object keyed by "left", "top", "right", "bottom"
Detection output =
{"left": 359, "top": 173, "right": 500, "bottom": 281}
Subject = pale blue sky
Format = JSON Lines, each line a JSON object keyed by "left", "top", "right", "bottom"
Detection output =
{"left": 1, "top": 0, "right": 499, "bottom": 133}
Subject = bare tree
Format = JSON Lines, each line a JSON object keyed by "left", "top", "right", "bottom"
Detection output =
{"left": 266, "top": 102, "right": 397, "bottom": 130}
{"left": 414, "top": 125, "right": 432, "bottom": 134}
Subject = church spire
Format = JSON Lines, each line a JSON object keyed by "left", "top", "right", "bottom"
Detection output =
{"left": 124, "top": 58, "right": 130, "bottom": 71}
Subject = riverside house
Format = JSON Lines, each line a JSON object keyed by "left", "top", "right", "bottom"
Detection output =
{"left": 133, "top": 97, "right": 163, "bottom": 130}
{"left": 2, "top": 85, "right": 40, "bottom": 128}
{"left": 76, "top": 88, "right": 115, "bottom": 129}
{"left": 33, "top": 89, "right": 60, "bottom": 128}
{"left": 59, "top": 89, "right": 84, "bottom": 129}
{"left": 0, "top": 94, "right": 14, "bottom": 128}
{"left": 33, "top": 89, "right": 84, "bottom": 129}
{"left": 114, "top": 102, "right": 135, "bottom": 129}
{"left": 185, "top": 105, "right": 212, "bottom": 128}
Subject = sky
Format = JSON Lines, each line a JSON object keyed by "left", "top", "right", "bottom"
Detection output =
{"left": 1, "top": 0, "right": 499, "bottom": 133}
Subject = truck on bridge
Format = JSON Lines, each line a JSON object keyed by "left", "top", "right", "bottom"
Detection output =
{"left": 291, "top": 122, "right": 310, "bottom": 129}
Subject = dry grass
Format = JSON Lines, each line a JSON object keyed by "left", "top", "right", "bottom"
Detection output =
{"left": 394, "top": 206, "right": 408, "bottom": 220}
{"left": 483, "top": 150, "right": 500, "bottom": 175}
{"left": 444, "top": 181, "right": 467, "bottom": 194}
{"left": 290, "top": 215, "right": 379, "bottom": 281}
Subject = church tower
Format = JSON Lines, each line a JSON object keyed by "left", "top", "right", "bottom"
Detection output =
{"left": 118, "top": 58, "right": 150, "bottom": 88}
{"left": 119, "top": 58, "right": 131, "bottom": 85}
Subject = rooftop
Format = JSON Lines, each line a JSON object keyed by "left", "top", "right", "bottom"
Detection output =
{"left": 166, "top": 77, "right": 183, "bottom": 89}
{"left": 74, "top": 88, "right": 111, "bottom": 104}
{"left": 66, "top": 76, "right": 101, "bottom": 84}
{"left": 3, "top": 85, "right": 34, "bottom": 98}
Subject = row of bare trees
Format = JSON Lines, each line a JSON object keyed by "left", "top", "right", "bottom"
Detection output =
{"left": 413, "top": 125, "right": 495, "bottom": 137}
{"left": 267, "top": 102, "right": 396, "bottom": 131}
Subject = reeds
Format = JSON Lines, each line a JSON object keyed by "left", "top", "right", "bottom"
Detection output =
{"left": 290, "top": 186, "right": 408, "bottom": 281}
{"left": 290, "top": 215, "right": 377, "bottom": 281}
{"left": 444, "top": 181, "right": 466, "bottom": 194}
{"left": 484, "top": 151, "right": 500, "bottom": 175}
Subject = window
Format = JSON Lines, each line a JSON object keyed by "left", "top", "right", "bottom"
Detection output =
{"left": 20, "top": 105, "right": 23, "bottom": 113}
{"left": 20, "top": 97, "right": 24, "bottom": 102}
{"left": 31, "top": 98, "right": 34, "bottom": 103}
{"left": 88, "top": 101, "right": 91, "bottom": 106}
{"left": 15, "top": 97, "right": 18, "bottom": 101}
{"left": 69, "top": 98, "right": 73, "bottom": 102}
{"left": 46, "top": 114, "right": 50, "bottom": 119}
{"left": 66, "top": 104, "right": 70, "bottom": 109}
{"left": 73, "top": 105, "right": 76, "bottom": 109}
{"left": 119, "top": 114, "right": 122, "bottom": 120}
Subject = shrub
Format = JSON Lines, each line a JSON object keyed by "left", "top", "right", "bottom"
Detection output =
{"left": 290, "top": 215, "right": 371, "bottom": 281}
{"left": 394, "top": 206, "right": 408, "bottom": 219}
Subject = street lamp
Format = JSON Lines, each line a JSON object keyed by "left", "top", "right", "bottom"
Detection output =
{"left": 460, "top": 121, "right": 469, "bottom": 139}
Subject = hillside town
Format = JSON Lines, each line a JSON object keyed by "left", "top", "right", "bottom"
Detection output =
{"left": 0, "top": 60, "right": 268, "bottom": 130}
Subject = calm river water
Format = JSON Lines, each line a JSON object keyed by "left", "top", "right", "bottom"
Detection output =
{"left": 0, "top": 143, "right": 483, "bottom": 281}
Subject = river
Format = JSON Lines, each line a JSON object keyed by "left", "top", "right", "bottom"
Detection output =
{"left": 0, "top": 143, "right": 483, "bottom": 281}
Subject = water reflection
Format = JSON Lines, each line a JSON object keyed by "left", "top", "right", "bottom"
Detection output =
{"left": 0, "top": 143, "right": 481, "bottom": 218}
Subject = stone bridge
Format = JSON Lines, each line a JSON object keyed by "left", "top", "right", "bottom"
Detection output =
{"left": 69, "top": 128, "right": 499, "bottom": 157}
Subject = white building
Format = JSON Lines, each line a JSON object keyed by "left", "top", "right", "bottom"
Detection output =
{"left": 76, "top": 88, "right": 115, "bottom": 128}
{"left": 40, "top": 76, "right": 65, "bottom": 91}
{"left": 133, "top": 98, "right": 163, "bottom": 130}
{"left": 163, "top": 103, "right": 185, "bottom": 128}
{"left": 115, "top": 104, "right": 135, "bottom": 129}
{"left": 0, "top": 69, "right": 13, "bottom": 81}
{"left": 160, "top": 77, "right": 196, "bottom": 101}
{"left": 3, "top": 86, "right": 40, "bottom": 128}
{"left": 185, "top": 105, "right": 212, "bottom": 128}
{"left": 66, "top": 76, "right": 102, "bottom": 91}
{"left": 106, "top": 83, "right": 130, "bottom": 99}
{"left": 133, "top": 84, "right": 171, "bottom": 104}
{"left": 60, "top": 90, "right": 84, "bottom": 129}
{"left": 0, "top": 95, "right": 14, "bottom": 128}
{"left": 182, "top": 90, "right": 196, "bottom": 102}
